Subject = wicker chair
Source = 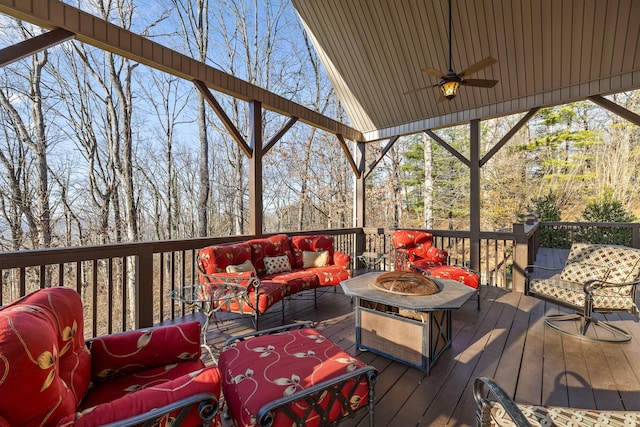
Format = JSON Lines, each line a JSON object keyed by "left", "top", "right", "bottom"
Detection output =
{"left": 474, "top": 376, "right": 640, "bottom": 426}
{"left": 525, "top": 243, "right": 640, "bottom": 343}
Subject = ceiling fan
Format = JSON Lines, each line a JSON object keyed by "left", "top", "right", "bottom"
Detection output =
{"left": 406, "top": 0, "right": 498, "bottom": 101}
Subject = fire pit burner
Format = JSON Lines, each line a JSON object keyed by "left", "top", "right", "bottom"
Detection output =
{"left": 370, "top": 271, "right": 441, "bottom": 296}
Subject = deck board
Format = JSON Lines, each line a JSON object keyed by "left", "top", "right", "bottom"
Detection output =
{"left": 192, "top": 248, "right": 640, "bottom": 426}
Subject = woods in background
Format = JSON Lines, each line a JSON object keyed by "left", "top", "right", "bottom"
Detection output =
{"left": 0, "top": 0, "right": 638, "bottom": 252}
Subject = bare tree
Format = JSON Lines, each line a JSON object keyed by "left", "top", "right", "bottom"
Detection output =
{"left": 0, "top": 23, "right": 53, "bottom": 249}
{"left": 170, "top": 0, "right": 210, "bottom": 237}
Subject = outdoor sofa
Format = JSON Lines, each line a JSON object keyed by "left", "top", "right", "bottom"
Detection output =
{"left": 197, "top": 233, "right": 351, "bottom": 327}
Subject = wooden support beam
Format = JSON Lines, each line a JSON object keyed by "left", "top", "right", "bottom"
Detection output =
{"left": 249, "top": 100, "right": 263, "bottom": 236}
{"left": 194, "top": 80, "right": 252, "bottom": 158}
{"left": 0, "top": 28, "right": 74, "bottom": 67}
{"left": 480, "top": 107, "right": 540, "bottom": 167}
{"left": 263, "top": 116, "right": 298, "bottom": 154}
{"left": 588, "top": 95, "right": 640, "bottom": 127}
{"left": 337, "top": 134, "right": 361, "bottom": 179}
{"left": 424, "top": 129, "right": 471, "bottom": 167}
{"left": 469, "top": 120, "right": 481, "bottom": 273}
{"left": 364, "top": 135, "right": 399, "bottom": 180}
{"left": 354, "top": 141, "right": 366, "bottom": 228}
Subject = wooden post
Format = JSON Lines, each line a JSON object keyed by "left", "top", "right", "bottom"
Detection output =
{"left": 511, "top": 223, "right": 529, "bottom": 293}
{"left": 355, "top": 141, "right": 366, "bottom": 260}
{"left": 469, "top": 120, "right": 481, "bottom": 273}
{"left": 249, "top": 100, "right": 263, "bottom": 236}
{"left": 135, "top": 248, "right": 154, "bottom": 328}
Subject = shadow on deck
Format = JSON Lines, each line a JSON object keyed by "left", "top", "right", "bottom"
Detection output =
{"left": 186, "top": 248, "right": 640, "bottom": 426}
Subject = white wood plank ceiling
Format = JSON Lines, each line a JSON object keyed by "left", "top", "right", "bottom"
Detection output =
{"left": 292, "top": 0, "right": 640, "bottom": 141}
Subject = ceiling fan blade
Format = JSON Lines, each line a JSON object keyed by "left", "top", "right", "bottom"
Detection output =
{"left": 422, "top": 67, "right": 446, "bottom": 78}
{"left": 461, "top": 79, "right": 499, "bottom": 88}
{"left": 459, "top": 57, "right": 497, "bottom": 77}
{"left": 437, "top": 92, "right": 446, "bottom": 103}
{"left": 403, "top": 83, "right": 440, "bottom": 95}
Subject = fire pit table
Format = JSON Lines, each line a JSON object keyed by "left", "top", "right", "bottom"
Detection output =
{"left": 340, "top": 271, "right": 475, "bottom": 373}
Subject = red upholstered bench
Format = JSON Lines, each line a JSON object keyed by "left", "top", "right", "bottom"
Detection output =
{"left": 218, "top": 323, "right": 377, "bottom": 427}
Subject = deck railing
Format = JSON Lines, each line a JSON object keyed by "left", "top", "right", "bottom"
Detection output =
{"left": 2, "top": 222, "right": 637, "bottom": 339}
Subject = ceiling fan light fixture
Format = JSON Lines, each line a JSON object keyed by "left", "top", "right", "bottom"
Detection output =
{"left": 440, "top": 79, "right": 459, "bottom": 100}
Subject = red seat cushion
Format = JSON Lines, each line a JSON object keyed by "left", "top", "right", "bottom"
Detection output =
{"left": 219, "top": 328, "right": 372, "bottom": 427}
{"left": 423, "top": 265, "right": 480, "bottom": 289}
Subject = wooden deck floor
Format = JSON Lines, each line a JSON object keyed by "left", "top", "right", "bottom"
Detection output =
{"left": 193, "top": 248, "right": 640, "bottom": 426}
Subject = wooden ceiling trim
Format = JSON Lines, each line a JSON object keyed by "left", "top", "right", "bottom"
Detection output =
{"left": 485, "top": 0, "right": 504, "bottom": 100}
{"left": 611, "top": 1, "right": 631, "bottom": 75}
{"left": 354, "top": 3, "right": 390, "bottom": 126}
{"left": 560, "top": 0, "right": 574, "bottom": 89}
{"left": 389, "top": 3, "right": 422, "bottom": 121}
{"left": 579, "top": 1, "right": 594, "bottom": 84}
{"left": 600, "top": 0, "right": 618, "bottom": 77}
{"left": 624, "top": 1, "right": 640, "bottom": 70}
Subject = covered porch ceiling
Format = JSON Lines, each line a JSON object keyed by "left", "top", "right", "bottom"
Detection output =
{"left": 292, "top": 0, "right": 640, "bottom": 141}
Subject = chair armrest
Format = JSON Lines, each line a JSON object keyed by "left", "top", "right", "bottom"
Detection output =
{"left": 584, "top": 278, "right": 640, "bottom": 293}
{"left": 256, "top": 365, "right": 378, "bottom": 427}
{"left": 333, "top": 250, "right": 351, "bottom": 268}
{"left": 198, "top": 273, "right": 260, "bottom": 298}
{"left": 524, "top": 264, "right": 563, "bottom": 275}
{"left": 473, "top": 377, "right": 531, "bottom": 427}
{"left": 224, "top": 322, "right": 313, "bottom": 345}
{"left": 59, "top": 366, "right": 221, "bottom": 427}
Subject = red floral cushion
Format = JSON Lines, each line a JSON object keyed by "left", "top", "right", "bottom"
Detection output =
{"left": 423, "top": 265, "right": 480, "bottom": 289}
{"left": 247, "top": 234, "right": 295, "bottom": 275}
{"left": 219, "top": 328, "right": 371, "bottom": 427}
{"left": 223, "top": 280, "right": 288, "bottom": 314}
{"left": 0, "top": 288, "right": 91, "bottom": 427}
{"left": 60, "top": 365, "right": 222, "bottom": 427}
{"left": 305, "top": 265, "right": 351, "bottom": 286}
{"left": 199, "top": 242, "right": 253, "bottom": 275}
{"left": 290, "top": 235, "right": 336, "bottom": 268}
{"left": 332, "top": 250, "right": 351, "bottom": 268}
{"left": 89, "top": 321, "right": 202, "bottom": 382}
{"left": 391, "top": 230, "right": 433, "bottom": 249}
{"left": 268, "top": 270, "right": 320, "bottom": 294}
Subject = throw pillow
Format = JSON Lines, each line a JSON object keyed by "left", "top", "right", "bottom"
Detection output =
{"left": 225, "top": 259, "right": 257, "bottom": 274}
{"left": 302, "top": 250, "right": 330, "bottom": 268}
{"left": 264, "top": 255, "right": 292, "bottom": 274}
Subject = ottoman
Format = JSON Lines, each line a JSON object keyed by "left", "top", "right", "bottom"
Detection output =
{"left": 218, "top": 323, "right": 377, "bottom": 427}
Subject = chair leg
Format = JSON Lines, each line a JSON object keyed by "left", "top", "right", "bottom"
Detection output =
{"left": 545, "top": 313, "right": 631, "bottom": 343}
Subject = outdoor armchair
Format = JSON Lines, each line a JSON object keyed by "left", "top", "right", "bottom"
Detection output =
{"left": 0, "top": 287, "right": 221, "bottom": 426}
{"left": 525, "top": 243, "right": 640, "bottom": 342}
{"left": 474, "top": 376, "right": 640, "bottom": 426}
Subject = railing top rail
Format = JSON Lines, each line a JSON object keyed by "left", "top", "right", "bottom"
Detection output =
{"left": 0, "top": 228, "right": 363, "bottom": 269}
